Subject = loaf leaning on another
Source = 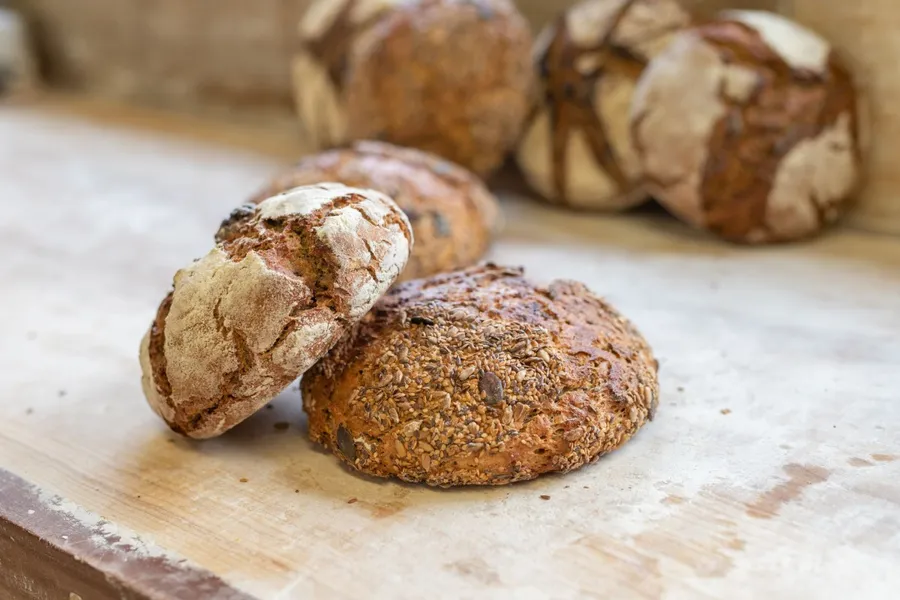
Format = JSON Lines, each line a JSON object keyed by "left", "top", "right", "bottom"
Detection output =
{"left": 140, "top": 184, "right": 412, "bottom": 439}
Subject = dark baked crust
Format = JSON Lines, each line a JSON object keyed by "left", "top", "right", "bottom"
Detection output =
{"left": 631, "top": 17, "right": 863, "bottom": 244}
{"left": 141, "top": 185, "right": 412, "bottom": 439}
{"left": 695, "top": 21, "right": 860, "bottom": 242}
{"left": 344, "top": 0, "right": 534, "bottom": 175}
{"left": 302, "top": 264, "right": 658, "bottom": 486}
{"left": 248, "top": 141, "right": 500, "bottom": 282}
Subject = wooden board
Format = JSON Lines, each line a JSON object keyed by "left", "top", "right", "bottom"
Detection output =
{"left": 0, "top": 97, "right": 899, "bottom": 600}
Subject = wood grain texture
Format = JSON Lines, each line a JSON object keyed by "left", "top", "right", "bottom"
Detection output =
{"left": 0, "top": 98, "right": 898, "bottom": 599}
{"left": 781, "top": 0, "right": 900, "bottom": 234}
{"left": 0, "top": 469, "right": 252, "bottom": 600}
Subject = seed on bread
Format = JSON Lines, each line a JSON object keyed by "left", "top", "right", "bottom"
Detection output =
{"left": 302, "top": 264, "right": 659, "bottom": 486}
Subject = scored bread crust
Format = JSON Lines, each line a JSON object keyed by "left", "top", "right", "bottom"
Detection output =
{"left": 249, "top": 141, "right": 501, "bottom": 282}
{"left": 302, "top": 264, "right": 659, "bottom": 486}
{"left": 630, "top": 12, "right": 863, "bottom": 243}
{"left": 140, "top": 184, "right": 412, "bottom": 439}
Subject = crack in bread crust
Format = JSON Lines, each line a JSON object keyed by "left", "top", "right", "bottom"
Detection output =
{"left": 517, "top": 0, "right": 691, "bottom": 210}
{"left": 697, "top": 21, "right": 858, "bottom": 242}
{"left": 141, "top": 185, "right": 412, "bottom": 439}
{"left": 248, "top": 142, "right": 498, "bottom": 282}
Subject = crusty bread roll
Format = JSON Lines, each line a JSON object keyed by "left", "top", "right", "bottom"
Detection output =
{"left": 303, "top": 264, "right": 659, "bottom": 486}
{"left": 250, "top": 141, "right": 501, "bottom": 282}
{"left": 140, "top": 184, "right": 412, "bottom": 439}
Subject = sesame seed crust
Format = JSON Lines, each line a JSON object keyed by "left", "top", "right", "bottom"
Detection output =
{"left": 302, "top": 264, "right": 659, "bottom": 486}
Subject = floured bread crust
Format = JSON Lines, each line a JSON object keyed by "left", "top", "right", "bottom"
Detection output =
{"left": 250, "top": 141, "right": 500, "bottom": 282}
{"left": 293, "top": 0, "right": 405, "bottom": 150}
{"left": 140, "top": 184, "right": 412, "bottom": 439}
{"left": 631, "top": 11, "right": 864, "bottom": 243}
{"left": 303, "top": 264, "right": 659, "bottom": 486}
{"left": 344, "top": 0, "right": 534, "bottom": 176}
{"left": 516, "top": 0, "right": 690, "bottom": 210}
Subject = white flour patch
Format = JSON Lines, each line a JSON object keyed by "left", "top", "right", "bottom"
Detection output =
{"left": 723, "top": 10, "right": 830, "bottom": 73}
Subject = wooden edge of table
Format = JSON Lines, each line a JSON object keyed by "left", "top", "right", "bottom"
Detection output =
{"left": 0, "top": 469, "right": 254, "bottom": 600}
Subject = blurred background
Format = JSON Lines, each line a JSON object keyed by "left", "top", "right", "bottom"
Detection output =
{"left": 4, "top": 0, "right": 899, "bottom": 235}
{"left": 16, "top": 0, "right": 782, "bottom": 116}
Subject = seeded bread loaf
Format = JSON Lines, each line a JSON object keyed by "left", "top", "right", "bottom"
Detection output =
{"left": 250, "top": 142, "right": 501, "bottom": 282}
{"left": 302, "top": 264, "right": 658, "bottom": 486}
{"left": 140, "top": 184, "right": 412, "bottom": 439}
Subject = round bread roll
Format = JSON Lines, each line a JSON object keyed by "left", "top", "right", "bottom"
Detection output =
{"left": 292, "top": 0, "right": 405, "bottom": 150}
{"left": 250, "top": 142, "right": 501, "bottom": 282}
{"left": 630, "top": 10, "right": 865, "bottom": 243}
{"left": 140, "top": 184, "right": 412, "bottom": 439}
{"left": 303, "top": 264, "right": 659, "bottom": 486}
{"left": 517, "top": 0, "right": 691, "bottom": 210}
{"left": 344, "top": 0, "right": 534, "bottom": 176}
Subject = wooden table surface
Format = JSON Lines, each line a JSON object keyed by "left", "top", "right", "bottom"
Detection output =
{"left": 1, "top": 97, "right": 898, "bottom": 600}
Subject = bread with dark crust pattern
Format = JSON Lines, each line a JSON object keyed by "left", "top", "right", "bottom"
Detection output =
{"left": 140, "top": 183, "right": 412, "bottom": 439}
{"left": 631, "top": 10, "right": 864, "bottom": 243}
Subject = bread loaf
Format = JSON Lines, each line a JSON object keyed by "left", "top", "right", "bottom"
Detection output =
{"left": 140, "top": 184, "right": 412, "bottom": 438}
{"left": 250, "top": 142, "right": 500, "bottom": 282}
{"left": 303, "top": 264, "right": 659, "bottom": 486}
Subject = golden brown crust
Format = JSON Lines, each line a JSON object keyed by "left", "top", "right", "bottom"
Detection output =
{"left": 141, "top": 184, "right": 412, "bottom": 439}
{"left": 249, "top": 142, "right": 500, "bottom": 282}
{"left": 631, "top": 13, "right": 863, "bottom": 244}
{"left": 344, "top": 0, "right": 534, "bottom": 175}
{"left": 302, "top": 264, "right": 658, "bottom": 486}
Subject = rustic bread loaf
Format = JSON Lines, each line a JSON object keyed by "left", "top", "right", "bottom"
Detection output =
{"left": 293, "top": 0, "right": 406, "bottom": 150}
{"left": 250, "top": 142, "right": 501, "bottom": 282}
{"left": 302, "top": 264, "right": 658, "bottom": 486}
{"left": 140, "top": 184, "right": 412, "bottom": 439}
{"left": 344, "top": 0, "right": 534, "bottom": 176}
{"left": 517, "top": 0, "right": 691, "bottom": 210}
{"left": 630, "top": 10, "right": 865, "bottom": 243}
